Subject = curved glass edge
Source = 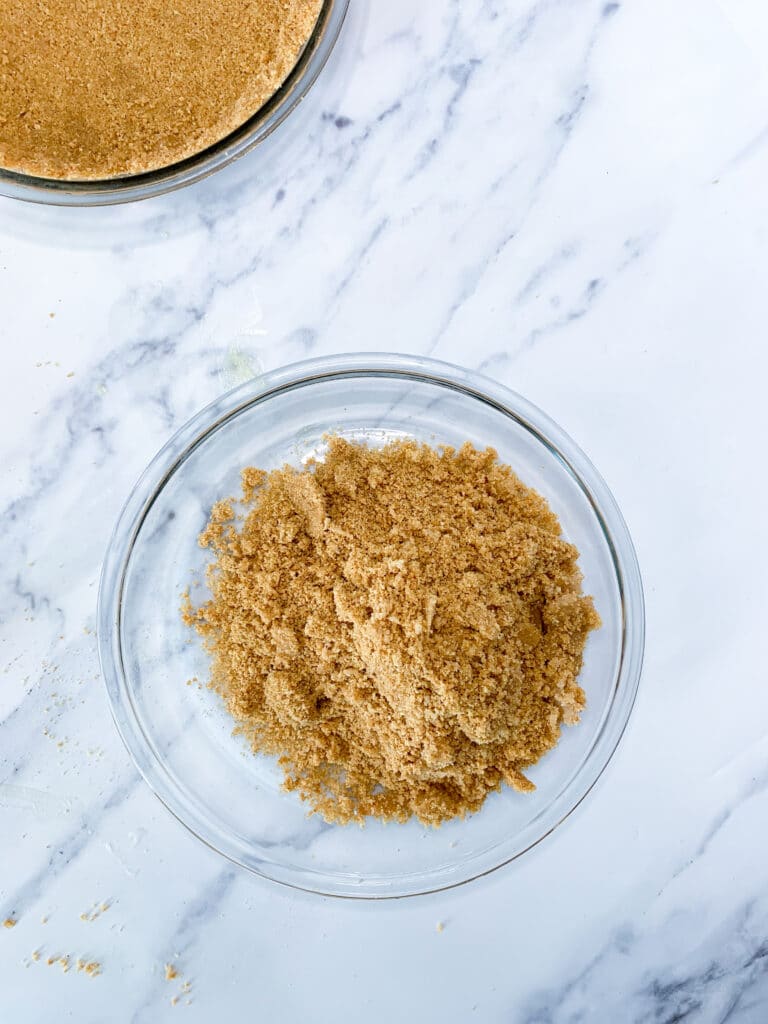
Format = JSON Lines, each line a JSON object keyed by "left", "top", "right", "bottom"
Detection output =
{"left": 97, "top": 352, "right": 645, "bottom": 898}
{"left": 0, "top": 0, "right": 348, "bottom": 207}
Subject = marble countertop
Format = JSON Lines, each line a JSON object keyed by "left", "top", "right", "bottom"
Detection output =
{"left": 3, "top": 1, "right": 768, "bottom": 1020}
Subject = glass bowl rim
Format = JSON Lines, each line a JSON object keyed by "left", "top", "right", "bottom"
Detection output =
{"left": 97, "top": 351, "right": 645, "bottom": 899}
{"left": 0, "top": 0, "right": 348, "bottom": 207}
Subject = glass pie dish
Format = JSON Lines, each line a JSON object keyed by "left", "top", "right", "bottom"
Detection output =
{"left": 97, "top": 352, "right": 645, "bottom": 898}
{"left": 0, "top": 0, "right": 348, "bottom": 207}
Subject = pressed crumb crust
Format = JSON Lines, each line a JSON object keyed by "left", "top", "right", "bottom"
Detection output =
{"left": 0, "top": 0, "right": 323, "bottom": 179}
{"left": 183, "top": 439, "right": 601, "bottom": 827}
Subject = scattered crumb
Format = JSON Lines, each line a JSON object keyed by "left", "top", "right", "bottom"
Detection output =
{"left": 66, "top": 371, "right": 75, "bottom": 378}
{"left": 49, "top": 312, "right": 55, "bottom": 319}
{"left": 436, "top": 921, "right": 445, "bottom": 934}
{"left": 36, "top": 952, "right": 103, "bottom": 977}
{"left": 165, "top": 963, "right": 178, "bottom": 981}
{"left": 3, "top": 917, "right": 17, "bottom": 929}
{"left": 171, "top": 996, "right": 179, "bottom": 1007}
{"left": 79, "top": 900, "right": 111, "bottom": 922}
{"left": 181, "top": 980, "right": 191, "bottom": 993}
{"left": 41, "top": 916, "right": 48, "bottom": 925}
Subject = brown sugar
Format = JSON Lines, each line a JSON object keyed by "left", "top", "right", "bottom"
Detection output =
{"left": 0, "top": 0, "right": 323, "bottom": 179}
{"left": 183, "top": 439, "right": 600, "bottom": 826}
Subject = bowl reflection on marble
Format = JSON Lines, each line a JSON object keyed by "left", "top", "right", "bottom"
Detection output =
{"left": 97, "top": 352, "right": 644, "bottom": 898}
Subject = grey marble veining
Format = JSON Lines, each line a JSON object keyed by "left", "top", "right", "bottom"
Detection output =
{"left": 2, "top": 0, "right": 768, "bottom": 1020}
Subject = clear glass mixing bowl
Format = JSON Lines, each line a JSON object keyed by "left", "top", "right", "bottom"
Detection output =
{"left": 98, "top": 353, "right": 644, "bottom": 898}
{"left": 0, "top": 0, "right": 348, "bottom": 206}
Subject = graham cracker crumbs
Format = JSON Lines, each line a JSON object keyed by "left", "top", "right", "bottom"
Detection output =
{"left": 0, "top": 0, "right": 323, "bottom": 179}
{"left": 3, "top": 917, "right": 17, "bottom": 929}
{"left": 36, "top": 951, "right": 102, "bottom": 977}
{"left": 80, "top": 901, "right": 111, "bottom": 922}
{"left": 171, "top": 996, "right": 179, "bottom": 1007}
{"left": 184, "top": 439, "right": 600, "bottom": 826}
{"left": 41, "top": 916, "right": 48, "bottom": 925}
{"left": 165, "top": 964, "right": 179, "bottom": 981}
{"left": 75, "top": 958, "right": 102, "bottom": 978}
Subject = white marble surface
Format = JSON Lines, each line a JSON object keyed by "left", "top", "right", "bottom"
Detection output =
{"left": 2, "top": 0, "right": 768, "bottom": 1019}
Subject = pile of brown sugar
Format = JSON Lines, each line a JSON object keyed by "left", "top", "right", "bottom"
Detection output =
{"left": 0, "top": 0, "right": 323, "bottom": 179}
{"left": 183, "top": 438, "right": 600, "bottom": 826}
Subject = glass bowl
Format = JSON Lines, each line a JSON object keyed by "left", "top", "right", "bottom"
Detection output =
{"left": 0, "top": 0, "right": 348, "bottom": 207}
{"left": 98, "top": 353, "right": 644, "bottom": 898}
